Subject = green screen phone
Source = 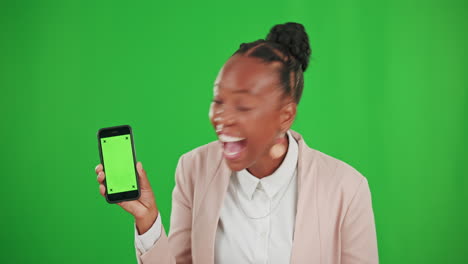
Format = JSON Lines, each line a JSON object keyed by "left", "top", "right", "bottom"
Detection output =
{"left": 97, "top": 125, "right": 140, "bottom": 203}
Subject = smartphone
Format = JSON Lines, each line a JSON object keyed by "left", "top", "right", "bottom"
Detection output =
{"left": 97, "top": 125, "right": 140, "bottom": 203}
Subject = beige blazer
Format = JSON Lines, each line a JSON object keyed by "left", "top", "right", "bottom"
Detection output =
{"left": 135, "top": 130, "right": 379, "bottom": 264}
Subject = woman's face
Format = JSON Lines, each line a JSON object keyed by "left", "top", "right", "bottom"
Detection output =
{"left": 209, "top": 54, "right": 296, "bottom": 173}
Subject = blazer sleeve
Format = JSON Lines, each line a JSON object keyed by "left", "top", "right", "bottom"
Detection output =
{"left": 341, "top": 177, "right": 379, "bottom": 264}
{"left": 135, "top": 154, "right": 193, "bottom": 264}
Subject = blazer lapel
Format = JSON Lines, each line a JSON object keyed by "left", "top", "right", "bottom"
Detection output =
{"left": 290, "top": 130, "right": 322, "bottom": 263}
{"left": 192, "top": 148, "right": 232, "bottom": 264}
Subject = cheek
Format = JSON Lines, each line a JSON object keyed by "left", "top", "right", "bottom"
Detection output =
{"left": 243, "top": 109, "right": 279, "bottom": 132}
{"left": 242, "top": 111, "right": 279, "bottom": 149}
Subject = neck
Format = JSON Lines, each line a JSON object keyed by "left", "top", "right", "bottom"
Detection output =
{"left": 246, "top": 134, "right": 289, "bottom": 179}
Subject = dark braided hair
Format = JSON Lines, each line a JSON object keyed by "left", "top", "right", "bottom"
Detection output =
{"left": 232, "top": 22, "right": 311, "bottom": 105}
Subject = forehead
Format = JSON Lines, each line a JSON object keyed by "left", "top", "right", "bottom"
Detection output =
{"left": 214, "top": 55, "right": 280, "bottom": 96}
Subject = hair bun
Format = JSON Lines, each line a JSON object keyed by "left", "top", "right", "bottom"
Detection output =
{"left": 266, "top": 22, "right": 311, "bottom": 72}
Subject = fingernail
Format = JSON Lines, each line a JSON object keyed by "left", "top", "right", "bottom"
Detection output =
{"left": 137, "top": 162, "right": 143, "bottom": 170}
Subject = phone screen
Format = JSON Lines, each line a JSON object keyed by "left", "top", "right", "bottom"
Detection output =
{"left": 100, "top": 134, "right": 137, "bottom": 194}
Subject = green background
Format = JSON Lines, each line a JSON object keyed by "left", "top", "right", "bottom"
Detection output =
{"left": 1, "top": 0, "right": 467, "bottom": 263}
{"left": 101, "top": 134, "right": 137, "bottom": 194}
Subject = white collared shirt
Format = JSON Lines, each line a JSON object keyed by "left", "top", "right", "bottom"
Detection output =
{"left": 135, "top": 130, "right": 299, "bottom": 264}
{"left": 214, "top": 130, "right": 298, "bottom": 264}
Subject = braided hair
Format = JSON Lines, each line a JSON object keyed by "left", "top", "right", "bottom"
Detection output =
{"left": 232, "top": 22, "right": 311, "bottom": 105}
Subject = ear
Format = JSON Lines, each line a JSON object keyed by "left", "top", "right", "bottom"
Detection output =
{"left": 279, "top": 101, "right": 297, "bottom": 133}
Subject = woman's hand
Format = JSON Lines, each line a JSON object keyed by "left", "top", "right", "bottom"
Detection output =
{"left": 95, "top": 162, "right": 159, "bottom": 234}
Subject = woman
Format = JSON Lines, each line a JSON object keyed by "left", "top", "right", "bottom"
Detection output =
{"left": 96, "top": 22, "right": 378, "bottom": 264}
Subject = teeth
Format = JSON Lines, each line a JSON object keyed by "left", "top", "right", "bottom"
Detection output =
{"left": 219, "top": 134, "right": 245, "bottom": 143}
{"left": 224, "top": 150, "right": 240, "bottom": 155}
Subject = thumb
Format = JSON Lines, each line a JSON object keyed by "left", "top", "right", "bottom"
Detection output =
{"left": 136, "top": 161, "right": 152, "bottom": 190}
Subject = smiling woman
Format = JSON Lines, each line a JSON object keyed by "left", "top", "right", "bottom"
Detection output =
{"left": 208, "top": 26, "right": 308, "bottom": 175}
{"left": 96, "top": 22, "right": 378, "bottom": 264}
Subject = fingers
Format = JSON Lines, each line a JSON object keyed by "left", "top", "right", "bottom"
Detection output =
{"left": 95, "top": 164, "right": 103, "bottom": 174}
{"left": 97, "top": 171, "right": 105, "bottom": 184}
{"left": 136, "top": 162, "right": 152, "bottom": 190}
{"left": 96, "top": 164, "right": 106, "bottom": 197}
{"left": 99, "top": 184, "right": 106, "bottom": 197}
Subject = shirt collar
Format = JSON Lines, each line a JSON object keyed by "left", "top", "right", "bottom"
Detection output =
{"left": 236, "top": 130, "right": 298, "bottom": 200}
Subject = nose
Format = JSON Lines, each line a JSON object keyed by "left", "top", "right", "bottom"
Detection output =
{"left": 213, "top": 106, "right": 235, "bottom": 133}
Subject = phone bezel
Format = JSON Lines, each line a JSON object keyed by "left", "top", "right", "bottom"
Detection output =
{"left": 97, "top": 124, "right": 141, "bottom": 203}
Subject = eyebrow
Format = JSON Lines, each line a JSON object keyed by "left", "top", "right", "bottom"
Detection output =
{"left": 232, "top": 89, "right": 251, "bottom": 94}
{"left": 214, "top": 83, "right": 253, "bottom": 95}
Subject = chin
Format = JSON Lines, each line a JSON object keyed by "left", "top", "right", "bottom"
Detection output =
{"left": 223, "top": 158, "right": 247, "bottom": 172}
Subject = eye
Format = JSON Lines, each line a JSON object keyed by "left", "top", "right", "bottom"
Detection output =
{"left": 237, "top": 106, "right": 252, "bottom": 112}
{"left": 212, "top": 99, "right": 222, "bottom": 105}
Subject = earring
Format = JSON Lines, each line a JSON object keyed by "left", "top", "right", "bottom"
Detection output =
{"left": 269, "top": 132, "right": 287, "bottom": 159}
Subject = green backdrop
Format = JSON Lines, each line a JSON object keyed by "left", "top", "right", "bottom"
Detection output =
{"left": 1, "top": 0, "right": 467, "bottom": 263}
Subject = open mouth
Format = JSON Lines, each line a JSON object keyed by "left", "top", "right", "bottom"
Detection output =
{"left": 218, "top": 134, "right": 247, "bottom": 160}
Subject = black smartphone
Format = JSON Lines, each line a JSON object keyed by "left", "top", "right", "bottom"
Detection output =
{"left": 97, "top": 125, "right": 140, "bottom": 203}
